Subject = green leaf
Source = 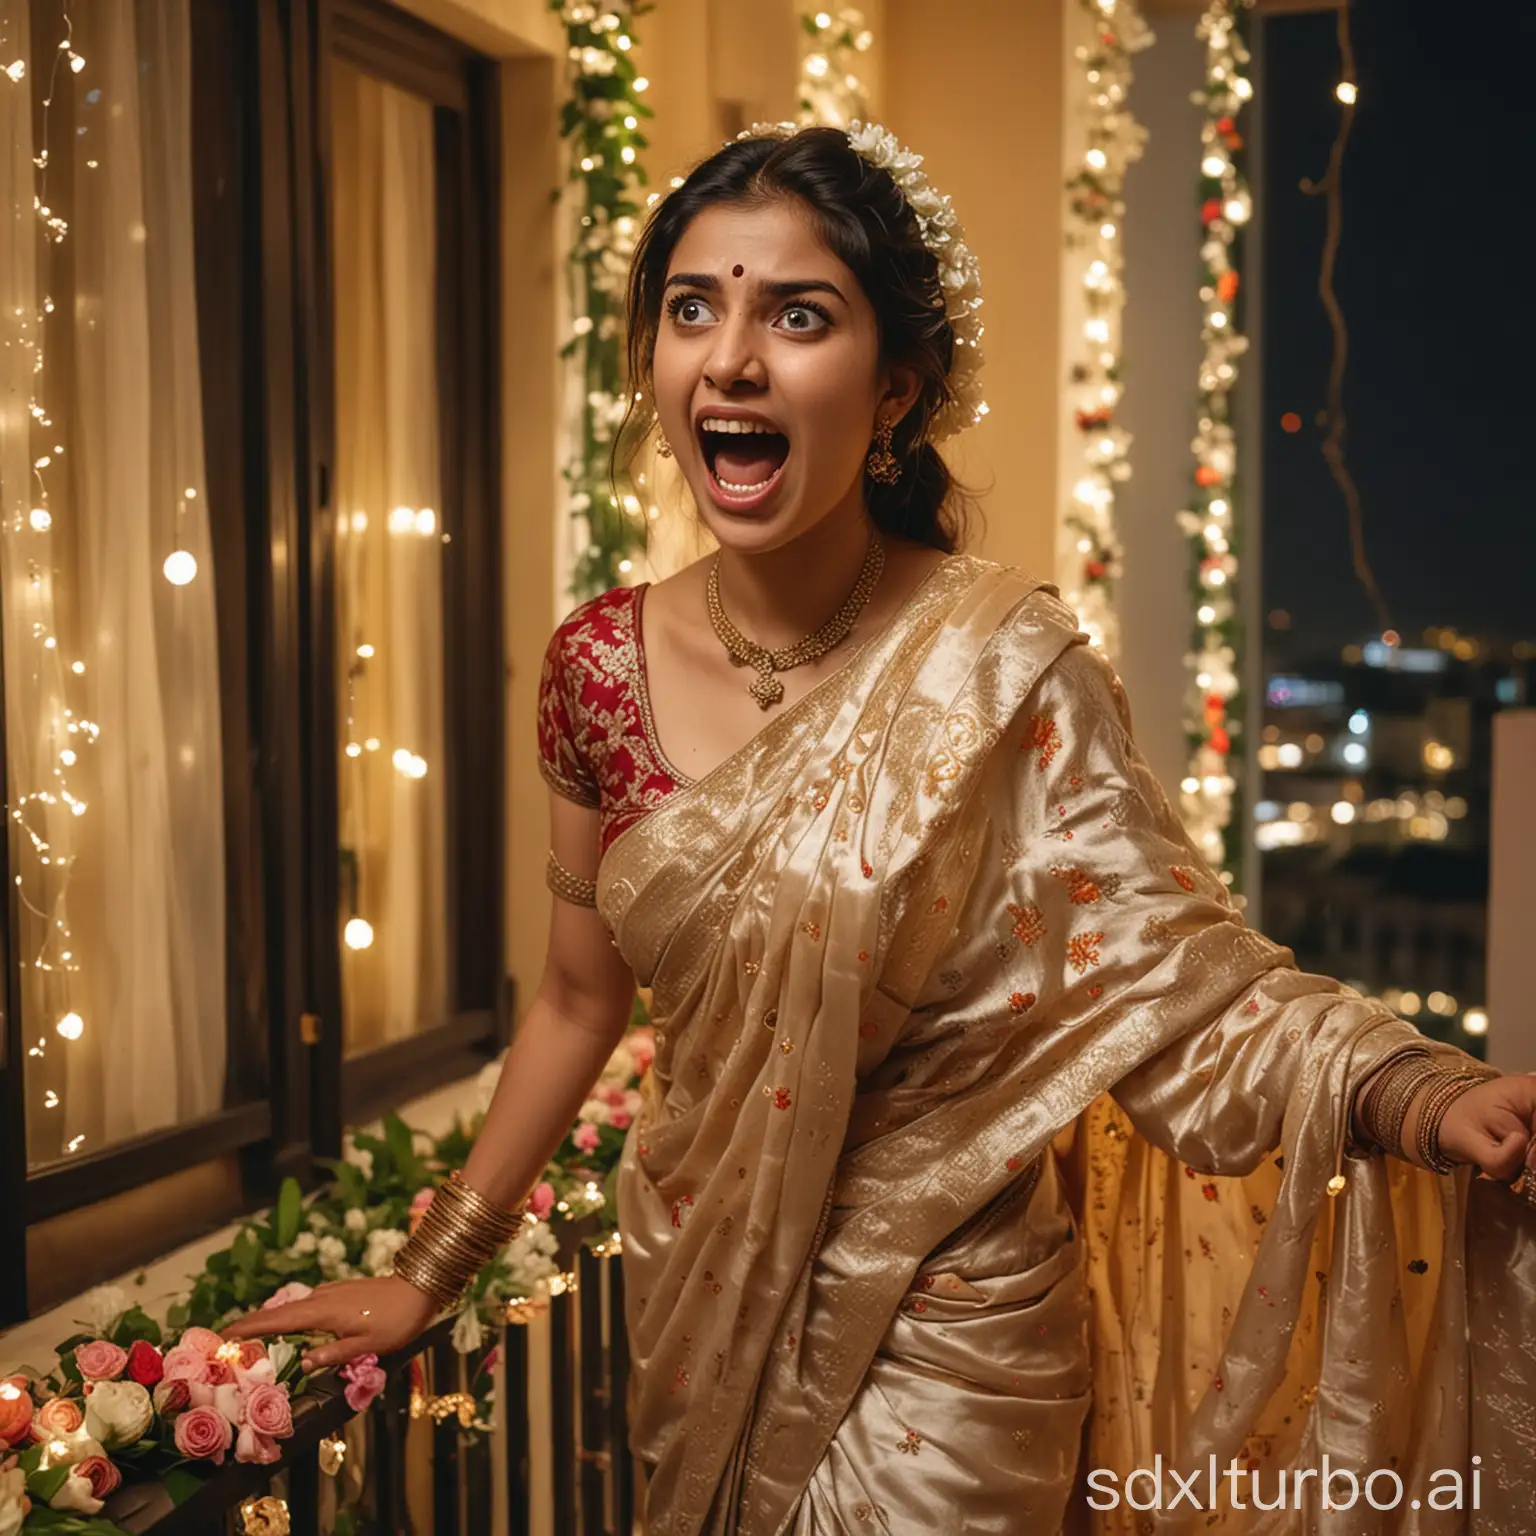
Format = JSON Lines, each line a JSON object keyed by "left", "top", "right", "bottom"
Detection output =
{"left": 112, "top": 1304, "right": 162, "bottom": 1348}
{"left": 232, "top": 1227, "right": 263, "bottom": 1277}
{"left": 275, "top": 1176, "right": 303, "bottom": 1248}
{"left": 162, "top": 1465, "right": 206, "bottom": 1506}
{"left": 27, "top": 1463, "right": 72, "bottom": 1503}
{"left": 385, "top": 1114, "right": 421, "bottom": 1186}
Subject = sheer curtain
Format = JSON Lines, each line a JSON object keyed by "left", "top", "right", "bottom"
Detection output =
{"left": 331, "top": 62, "right": 449, "bottom": 1053}
{"left": 0, "top": 0, "right": 225, "bottom": 1165}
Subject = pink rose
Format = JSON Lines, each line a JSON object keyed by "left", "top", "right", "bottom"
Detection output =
{"left": 262, "top": 1282, "right": 314, "bottom": 1311}
{"left": 75, "top": 1455, "right": 121, "bottom": 1500}
{"left": 572, "top": 1121, "right": 600, "bottom": 1152}
{"left": 599, "top": 1086, "right": 626, "bottom": 1107}
{"left": 627, "top": 1027, "right": 656, "bottom": 1076}
{"left": 178, "top": 1327, "right": 225, "bottom": 1360}
{"left": 525, "top": 1182, "right": 555, "bottom": 1221}
{"left": 126, "top": 1340, "right": 164, "bottom": 1387}
{"left": 243, "top": 1383, "right": 292, "bottom": 1441}
{"left": 173, "top": 1404, "right": 232, "bottom": 1464}
{"left": 29, "top": 1396, "right": 84, "bottom": 1443}
{"left": 153, "top": 1379, "right": 190, "bottom": 1416}
{"left": 233, "top": 1340, "right": 267, "bottom": 1372}
{"left": 0, "top": 1381, "right": 31, "bottom": 1447}
{"left": 340, "top": 1354, "right": 386, "bottom": 1414}
{"left": 234, "top": 1425, "right": 281, "bottom": 1465}
{"left": 159, "top": 1346, "right": 207, "bottom": 1384}
{"left": 608, "top": 1109, "right": 632, "bottom": 1129}
{"left": 74, "top": 1342, "right": 128, "bottom": 1382}
{"left": 202, "top": 1359, "right": 235, "bottom": 1388}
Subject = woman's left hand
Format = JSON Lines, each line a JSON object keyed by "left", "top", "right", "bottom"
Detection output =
{"left": 1437, "top": 1073, "right": 1536, "bottom": 1181}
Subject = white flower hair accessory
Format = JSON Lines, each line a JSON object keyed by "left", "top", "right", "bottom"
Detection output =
{"left": 733, "top": 120, "right": 987, "bottom": 445}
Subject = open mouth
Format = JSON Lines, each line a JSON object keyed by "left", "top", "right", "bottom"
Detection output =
{"left": 697, "top": 417, "right": 791, "bottom": 504}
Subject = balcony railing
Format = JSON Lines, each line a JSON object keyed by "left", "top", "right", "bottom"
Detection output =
{"left": 98, "top": 1248, "right": 633, "bottom": 1536}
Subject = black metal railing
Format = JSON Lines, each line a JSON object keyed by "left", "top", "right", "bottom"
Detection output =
{"left": 102, "top": 1250, "right": 633, "bottom": 1535}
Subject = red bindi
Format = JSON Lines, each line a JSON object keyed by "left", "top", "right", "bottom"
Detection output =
{"left": 732, "top": 264, "right": 744, "bottom": 277}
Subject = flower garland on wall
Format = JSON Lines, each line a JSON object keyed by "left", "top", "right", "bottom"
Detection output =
{"left": 1177, "top": 0, "right": 1254, "bottom": 890}
{"left": 1060, "top": 0, "right": 1153, "bottom": 657}
{"left": 796, "top": 7, "right": 872, "bottom": 128}
{"left": 552, "top": 2, "right": 655, "bottom": 605}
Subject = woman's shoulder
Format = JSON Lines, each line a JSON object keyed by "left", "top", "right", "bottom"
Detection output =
{"left": 544, "top": 583, "right": 644, "bottom": 667}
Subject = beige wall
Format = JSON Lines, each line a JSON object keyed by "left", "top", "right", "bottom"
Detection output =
{"left": 884, "top": 0, "right": 1064, "bottom": 578}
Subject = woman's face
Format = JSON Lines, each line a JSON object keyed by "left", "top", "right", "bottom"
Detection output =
{"left": 650, "top": 198, "right": 915, "bottom": 555}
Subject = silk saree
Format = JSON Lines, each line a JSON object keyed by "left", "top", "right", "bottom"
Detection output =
{"left": 587, "top": 556, "right": 1536, "bottom": 1535}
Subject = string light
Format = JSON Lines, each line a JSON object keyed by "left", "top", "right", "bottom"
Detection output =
{"left": 1178, "top": 0, "right": 1254, "bottom": 889}
{"left": 163, "top": 549, "right": 198, "bottom": 585}
{"left": 4, "top": 3, "right": 98, "bottom": 1152}
{"left": 796, "top": 6, "right": 872, "bottom": 129}
{"left": 344, "top": 917, "right": 375, "bottom": 951}
{"left": 556, "top": 2, "right": 652, "bottom": 601}
{"left": 1060, "top": 0, "right": 1152, "bottom": 657}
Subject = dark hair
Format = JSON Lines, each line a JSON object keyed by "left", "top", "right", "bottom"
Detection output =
{"left": 615, "top": 125, "right": 976, "bottom": 553}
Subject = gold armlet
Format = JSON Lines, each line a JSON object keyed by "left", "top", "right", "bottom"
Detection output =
{"left": 393, "top": 1171, "right": 527, "bottom": 1312}
{"left": 546, "top": 850, "right": 598, "bottom": 908}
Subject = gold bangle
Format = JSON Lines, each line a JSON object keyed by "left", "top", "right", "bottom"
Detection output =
{"left": 393, "top": 1172, "right": 527, "bottom": 1310}
{"left": 1414, "top": 1070, "right": 1493, "bottom": 1174}
{"left": 546, "top": 850, "right": 597, "bottom": 908}
{"left": 1359, "top": 1051, "right": 1438, "bottom": 1158}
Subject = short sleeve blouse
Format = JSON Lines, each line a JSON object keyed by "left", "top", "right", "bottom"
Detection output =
{"left": 536, "top": 585, "right": 686, "bottom": 855}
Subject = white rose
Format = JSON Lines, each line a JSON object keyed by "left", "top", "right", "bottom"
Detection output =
{"left": 307, "top": 1210, "right": 329, "bottom": 1233}
{"left": 412, "top": 1131, "right": 435, "bottom": 1158}
{"left": 267, "top": 1340, "right": 297, "bottom": 1379}
{"left": 290, "top": 1231, "right": 318, "bottom": 1255}
{"left": 0, "top": 1467, "right": 28, "bottom": 1536}
{"left": 363, "top": 1228, "right": 407, "bottom": 1277}
{"left": 84, "top": 1284, "right": 128, "bottom": 1337}
{"left": 317, "top": 1236, "right": 347, "bottom": 1276}
{"left": 84, "top": 1378, "right": 153, "bottom": 1451}
{"left": 48, "top": 1468, "right": 103, "bottom": 1517}
{"left": 577, "top": 1098, "right": 610, "bottom": 1126}
{"left": 451, "top": 1305, "right": 484, "bottom": 1354}
{"left": 344, "top": 1208, "right": 368, "bottom": 1234}
{"left": 343, "top": 1141, "right": 374, "bottom": 1180}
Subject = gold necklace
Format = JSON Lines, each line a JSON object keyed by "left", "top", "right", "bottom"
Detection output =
{"left": 707, "top": 534, "right": 886, "bottom": 710}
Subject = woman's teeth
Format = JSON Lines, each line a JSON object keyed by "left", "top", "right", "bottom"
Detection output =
{"left": 698, "top": 417, "right": 779, "bottom": 435}
{"left": 714, "top": 471, "right": 777, "bottom": 493}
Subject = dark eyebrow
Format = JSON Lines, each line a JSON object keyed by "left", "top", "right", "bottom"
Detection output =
{"left": 663, "top": 272, "right": 848, "bottom": 304}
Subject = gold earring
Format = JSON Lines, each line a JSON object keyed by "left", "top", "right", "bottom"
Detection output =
{"left": 866, "top": 417, "right": 901, "bottom": 484}
{"left": 654, "top": 414, "right": 673, "bottom": 459}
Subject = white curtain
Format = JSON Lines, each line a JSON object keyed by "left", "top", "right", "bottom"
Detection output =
{"left": 331, "top": 63, "right": 449, "bottom": 1053}
{"left": 0, "top": 0, "right": 226, "bottom": 1165}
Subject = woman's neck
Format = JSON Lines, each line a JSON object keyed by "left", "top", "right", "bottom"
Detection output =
{"left": 713, "top": 509, "right": 881, "bottom": 650}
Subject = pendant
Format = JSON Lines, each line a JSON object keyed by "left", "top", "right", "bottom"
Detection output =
{"left": 749, "top": 670, "right": 784, "bottom": 709}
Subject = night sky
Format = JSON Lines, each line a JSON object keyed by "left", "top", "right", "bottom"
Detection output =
{"left": 1261, "top": 0, "right": 1536, "bottom": 654}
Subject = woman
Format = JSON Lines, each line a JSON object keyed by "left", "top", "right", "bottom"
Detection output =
{"left": 230, "top": 123, "right": 1536, "bottom": 1533}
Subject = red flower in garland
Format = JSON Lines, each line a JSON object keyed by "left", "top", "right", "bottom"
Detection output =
{"left": 1201, "top": 198, "right": 1224, "bottom": 226}
{"left": 1075, "top": 407, "right": 1113, "bottom": 431}
{"left": 1216, "top": 115, "right": 1237, "bottom": 136}
{"left": 1085, "top": 560, "right": 1108, "bottom": 581}
{"left": 1195, "top": 465, "right": 1224, "bottom": 488}
{"left": 1210, "top": 726, "right": 1231, "bottom": 755}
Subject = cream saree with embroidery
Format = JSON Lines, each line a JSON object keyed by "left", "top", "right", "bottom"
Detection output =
{"left": 595, "top": 556, "right": 1536, "bottom": 1536}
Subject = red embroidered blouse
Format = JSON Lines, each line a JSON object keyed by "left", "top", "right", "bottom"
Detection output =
{"left": 537, "top": 585, "right": 687, "bottom": 855}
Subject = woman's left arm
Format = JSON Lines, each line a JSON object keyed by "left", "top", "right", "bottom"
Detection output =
{"left": 998, "top": 641, "right": 1536, "bottom": 1186}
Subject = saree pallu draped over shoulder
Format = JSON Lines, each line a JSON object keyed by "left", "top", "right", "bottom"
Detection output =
{"left": 595, "top": 558, "right": 1536, "bottom": 1536}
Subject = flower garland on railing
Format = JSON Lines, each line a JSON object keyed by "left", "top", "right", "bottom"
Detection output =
{"left": 796, "top": 7, "right": 872, "bottom": 128}
{"left": 1177, "top": 0, "right": 1254, "bottom": 891}
{"left": 1060, "top": 0, "right": 1152, "bottom": 657}
{"left": 552, "top": 1, "right": 655, "bottom": 604}
{"left": 0, "top": 1020, "right": 654, "bottom": 1531}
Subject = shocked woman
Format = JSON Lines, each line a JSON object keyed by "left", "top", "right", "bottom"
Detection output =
{"left": 229, "top": 122, "right": 1536, "bottom": 1534}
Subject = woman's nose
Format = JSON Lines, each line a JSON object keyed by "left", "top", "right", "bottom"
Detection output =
{"left": 703, "top": 316, "right": 767, "bottom": 392}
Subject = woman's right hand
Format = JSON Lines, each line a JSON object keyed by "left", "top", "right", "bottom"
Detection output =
{"left": 221, "top": 1275, "right": 439, "bottom": 1371}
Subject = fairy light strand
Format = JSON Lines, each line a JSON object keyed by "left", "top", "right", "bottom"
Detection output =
{"left": 3, "top": 3, "right": 95, "bottom": 1150}
{"left": 1061, "top": 0, "right": 1152, "bottom": 656}
{"left": 1177, "top": 0, "right": 1254, "bottom": 888}
{"left": 796, "top": 8, "right": 873, "bottom": 129}
{"left": 555, "top": 1, "right": 653, "bottom": 603}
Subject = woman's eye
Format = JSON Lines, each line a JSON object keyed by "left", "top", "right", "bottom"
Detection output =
{"left": 778, "top": 305, "right": 827, "bottom": 333}
{"left": 670, "top": 296, "right": 716, "bottom": 326}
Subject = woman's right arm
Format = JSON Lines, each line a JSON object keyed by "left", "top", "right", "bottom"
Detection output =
{"left": 224, "top": 791, "right": 633, "bottom": 1366}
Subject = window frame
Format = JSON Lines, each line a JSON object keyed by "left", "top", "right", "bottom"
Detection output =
{"left": 0, "top": 0, "right": 505, "bottom": 1325}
